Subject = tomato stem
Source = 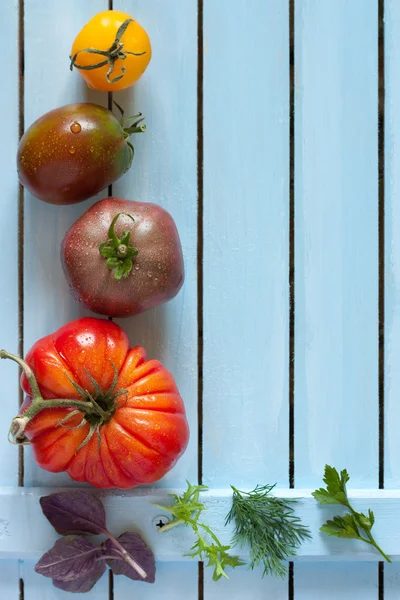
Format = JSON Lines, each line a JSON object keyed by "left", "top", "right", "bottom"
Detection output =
{"left": 0, "top": 349, "right": 117, "bottom": 446}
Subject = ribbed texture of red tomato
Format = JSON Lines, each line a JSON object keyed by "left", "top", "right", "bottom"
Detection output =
{"left": 20, "top": 318, "right": 189, "bottom": 488}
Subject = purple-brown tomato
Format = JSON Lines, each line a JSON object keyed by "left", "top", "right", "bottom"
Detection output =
{"left": 17, "top": 103, "right": 145, "bottom": 205}
{"left": 61, "top": 197, "right": 184, "bottom": 317}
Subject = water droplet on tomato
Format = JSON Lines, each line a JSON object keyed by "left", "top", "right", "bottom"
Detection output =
{"left": 70, "top": 122, "right": 81, "bottom": 134}
{"left": 134, "top": 264, "right": 140, "bottom": 271}
{"left": 69, "top": 146, "right": 76, "bottom": 155}
{"left": 90, "top": 146, "right": 94, "bottom": 152}
{"left": 147, "top": 271, "right": 153, "bottom": 278}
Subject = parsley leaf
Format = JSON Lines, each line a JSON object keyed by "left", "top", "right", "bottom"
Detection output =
{"left": 313, "top": 465, "right": 391, "bottom": 562}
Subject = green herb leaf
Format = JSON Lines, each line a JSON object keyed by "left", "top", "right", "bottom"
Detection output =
{"left": 153, "top": 481, "right": 243, "bottom": 582}
{"left": 226, "top": 484, "right": 311, "bottom": 579}
{"left": 312, "top": 466, "right": 349, "bottom": 505}
{"left": 320, "top": 514, "right": 362, "bottom": 539}
{"left": 313, "top": 465, "right": 391, "bottom": 563}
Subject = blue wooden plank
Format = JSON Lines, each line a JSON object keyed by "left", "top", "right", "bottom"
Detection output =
{"left": 294, "top": 563, "right": 378, "bottom": 599}
{"left": 204, "top": 565, "right": 287, "bottom": 599}
{"left": 202, "top": 0, "right": 289, "bottom": 595}
{"left": 202, "top": 0, "right": 290, "bottom": 489}
{"left": 385, "top": 564, "right": 400, "bottom": 598}
{"left": 294, "top": 0, "right": 379, "bottom": 488}
{"left": 0, "top": 561, "right": 20, "bottom": 599}
{"left": 0, "top": 0, "right": 22, "bottom": 591}
{"left": 385, "top": 0, "right": 400, "bottom": 489}
{"left": 294, "top": 0, "right": 379, "bottom": 594}
{"left": 114, "top": 564, "right": 198, "bottom": 600}
{"left": 22, "top": 0, "right": 108, "bottom": 488}
{"left": 111, "top": 0, "right": 198, "bottom": 489}
{"left": 0, "top": 0, "right": 19, "bottom": 487}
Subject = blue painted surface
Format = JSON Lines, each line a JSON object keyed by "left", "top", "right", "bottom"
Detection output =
{"left": 0, "top": 0, "right": 397, "bottom": 598}
{"left": 202, "top": 0, "right": 290, "bottom": 490}
{"left": 0, "top": 0, "right": 19, "bottom": 487}
{"left": 294, "top": 0, "right": 381, "bottom": 595}
{"left": 294, "top": 0, "right": 379, "bottom": 488}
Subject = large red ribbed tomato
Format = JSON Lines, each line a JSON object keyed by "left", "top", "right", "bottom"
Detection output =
{"left": 12, "top": 318, "right": 189, "bottom": 488}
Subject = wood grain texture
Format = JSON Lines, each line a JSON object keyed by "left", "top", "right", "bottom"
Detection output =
{"left": 22, "top": 0, "right": 108, "bottom": 488}
{"left": 294, "top": 562, "right": 378, "bottom": 599}
{"left": 0, "top": 487, "right": 398, "bottom": 561}
{"left": 385, "top": 0, "right": 400, "bottom": 490}
{"left": 111, "top": 0, "right": 198, "bottom": 488}
{"left": 294, "top": 0, "right": 379, "bottom": 488}
{"left": 202, "top": 0, "right": 290, "bottom": 489}
{"left": 294, "top": 0, "right": 379, "bottom": 594}
{"left": 0, "top": 0, "right": 19, "bottom": 487}
{"left": 22, "top": 559, "right": 109, "bottom": 599}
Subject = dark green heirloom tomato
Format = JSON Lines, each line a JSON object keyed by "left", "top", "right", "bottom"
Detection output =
{"left": 17, "top": 103, "right": 145, "bottom": 205}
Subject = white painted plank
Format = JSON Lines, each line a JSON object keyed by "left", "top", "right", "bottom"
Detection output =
{"left": 22, "top": 560, "right": 109, "bottom": 599}
{"left": 385, "top": 0, "right": 400, "bottom": 489}
{"left": 202, "top": 0, "right": 289, "bottom": 489}
{"left": 294, "top": 563, "right": 378, "bottom": 599}
{"left": 23, "top": 0, "right": 108, "bottom": 487}
{"left": 294, "top": 0, "right": 379, "bottom": 489}
{"left": 0, "top": 488, "right": 398, "bottom": 561}
{"left": 0, "top": 0, "right": 19, "bottom": 488}
{"left": 111, "top": 0, "right": 198, "bottom": 489}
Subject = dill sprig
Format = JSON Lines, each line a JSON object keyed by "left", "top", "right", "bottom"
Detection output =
{"left": 226, "top": 484, "right": 311, "bottom": 578}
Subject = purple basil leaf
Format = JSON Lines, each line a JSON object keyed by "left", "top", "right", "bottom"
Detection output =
{"left": 53, "top": 560, "right": 106, "bottom": 593}
{"left": 104, "top": 532, "right": 155, "bottom": 583}
{"left": 35, "top": 535, "right": 102, "bottom": 581}
{"left": 40, "top": 491, "right": 106, "bottom": 535}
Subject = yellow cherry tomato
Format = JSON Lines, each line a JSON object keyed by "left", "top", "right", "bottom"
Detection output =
{"left": 70, "top": 10, "right": 151, "bottom": 92}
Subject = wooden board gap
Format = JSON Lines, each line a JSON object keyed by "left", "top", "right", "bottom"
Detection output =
{"left": 18, "top": 0, "right": 24, "bottom": 489}
{"left": 378, "top": 0, "right": 385, "bottom": 493}
{"left": 289, "top": 0, "right": 295, "bottom": 490}
{"left": 197, "top": 0, "right": 204, "bottom": 489}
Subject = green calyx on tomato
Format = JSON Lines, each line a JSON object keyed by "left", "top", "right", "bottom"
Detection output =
{"left": 0, "top": 349, "right": 127, "bottom": 450}
{"left": 116, "top": 103, "right": 146, "bottom": 170}
{"left": 99, "top": 212, "right": 139, "bottom": 281}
